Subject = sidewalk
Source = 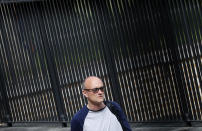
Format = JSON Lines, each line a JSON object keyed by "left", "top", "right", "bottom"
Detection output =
{"left": 0, "top": 126, "right": 202, "bottom": 131}
{"left": 0, "top": 122, "right": 201, "bottom": 131}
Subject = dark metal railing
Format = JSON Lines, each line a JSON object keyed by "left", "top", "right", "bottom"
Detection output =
{"left": 0, "top": 0, "right": 201, "bottom": 127}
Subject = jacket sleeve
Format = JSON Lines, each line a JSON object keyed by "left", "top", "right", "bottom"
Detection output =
{"left": 112, "top": 101, "right": 132, "bottom": 131}
{"left": 71, "top": 118, "right": 83, "bottom": 131}
{"left": 71, "top": 106, "right": 89, "bottom": 131}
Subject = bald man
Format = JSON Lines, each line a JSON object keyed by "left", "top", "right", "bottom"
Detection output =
{"left": 71, "top": 76, "right": 131, "bottom": 131}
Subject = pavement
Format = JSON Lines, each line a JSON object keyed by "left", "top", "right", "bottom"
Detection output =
{"left": 0, "top": 123, "right": 201, "bottom": 131}
{"left": 0, "top": 126, "right": 202, "bottom": 131}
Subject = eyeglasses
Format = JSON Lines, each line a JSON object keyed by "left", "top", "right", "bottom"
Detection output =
{"left": 84, "top": 86, "right": 105, "bottom": 93}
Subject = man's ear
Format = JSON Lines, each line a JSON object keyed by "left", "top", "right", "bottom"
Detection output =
{"left": 82, "top": 90, "right": 88, "bottom": 98}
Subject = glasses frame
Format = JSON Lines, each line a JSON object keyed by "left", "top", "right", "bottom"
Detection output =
{"left": 84, "top": 86, "right": 105, "bottom": 93}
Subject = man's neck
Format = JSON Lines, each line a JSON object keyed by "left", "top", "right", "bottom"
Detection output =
{"left": 87, "top": 102, "right": 105, "bottom": 111}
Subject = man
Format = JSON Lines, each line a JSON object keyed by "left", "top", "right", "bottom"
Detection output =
{"left": 71, "top": 76, "right": 131, "bottom": 131}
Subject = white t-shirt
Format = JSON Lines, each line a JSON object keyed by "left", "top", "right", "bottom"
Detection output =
{"left": 83, "top": 106, "right": 123, "bottom": 131}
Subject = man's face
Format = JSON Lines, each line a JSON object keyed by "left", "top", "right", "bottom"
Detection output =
{"left": 83, "top": 77, "right": 105, "bottom": 105}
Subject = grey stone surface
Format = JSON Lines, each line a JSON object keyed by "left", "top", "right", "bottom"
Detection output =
{"left": 0, "top": 127, "right": 70, "bottom": 131}
{"left": 0, "top": 127, "right": 202, "bottom": 131}
{"left": 0, "top": 123, "right": 201, "bottom": 131}
{"left": 132, "top": 127, "right": 202, "bottom": 131}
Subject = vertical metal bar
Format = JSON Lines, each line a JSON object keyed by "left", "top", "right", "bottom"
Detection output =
{"left": 0, "top": 3, "right": 15, "bottom": 126}
{"left": 177, "top": 0, "right": 198, "bottom": 121}
{"left": 124, "top": 0, "right": 145, "bottom": 121}
{"left": 17, "top": 2, "right": 39, "bottom": 121}
{"left": 55, "top": 0, "right": 76, "bottom": 121}
{"left": 168, "top": 0, "right": 191, "bottom": 121}
{"left": 91, "top": 0, "right": 114, "bottom": 101}
{"left": 122, "top": 0, "right": 142, "bottom": 121}
{"left": 131, "top": 0, "right": 152, "bottom": 121}
{"left": 182, "top": 0, "right": 202, "bottom": 120}
{"left": 36, "top": 1, "right": 67, "bottom": 126}
{"left": 160, "top": 0, "right": 191, "bottom": 126}
{"left": 0, "top": 65, "right": 12, "bottom": 126}
{"left": 65, "top": 0, "right": 86, "bottom": 115}
{"left": 97, "top": 0, "right": 124, "bottom": 109}
{"left": 144, "top": 0, "right": 161, "bottom": 120}
{"left": 148, "top": 0, "right": 181, "bottom": 121}
{"left": 109, "top": 0, "right": 135, "bottom": 121}
{"left": 28, "top": 2, "right": 53, "bottom": 121}
{"left": 140, "top": 0, "right": 161, "bottom": 121}
{"left": 125, "top": 0, "right": 145, "bottom": 121}
{"left": 12, "top": 2, "right": 30, "bottom": 122}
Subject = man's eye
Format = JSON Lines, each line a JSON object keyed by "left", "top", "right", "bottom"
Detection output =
{"left": 93, "top": 88, "right": 98, "bottom": 91}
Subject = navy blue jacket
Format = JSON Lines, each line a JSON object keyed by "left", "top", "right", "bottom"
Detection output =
{"left": 71, "top": 101, "right": 131, "bottom": 131}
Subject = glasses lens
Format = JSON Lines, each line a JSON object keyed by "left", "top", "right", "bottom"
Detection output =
{"left": 99, "top": 86, "right": 105, "bottom": 92}
{"left": 91, "top": 87, "right": 105, "bottom": 93}
{"left": 92, "top": 88, "right": 99, "bottom": 93}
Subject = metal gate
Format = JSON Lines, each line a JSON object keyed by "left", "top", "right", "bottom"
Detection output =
{"left": 0, "top": 0, "right": 201, "bottom": 126}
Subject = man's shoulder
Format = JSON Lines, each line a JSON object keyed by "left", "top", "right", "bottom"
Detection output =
{"left": 71, "top": 105, "right": 89, "bottom": 122}
{"left": 71, "top": 106, "right": 89, "bottom": 131}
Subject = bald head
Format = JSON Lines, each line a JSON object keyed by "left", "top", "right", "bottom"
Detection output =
{"left": 83, "top": 76, "right": 103, "bottom": 90}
